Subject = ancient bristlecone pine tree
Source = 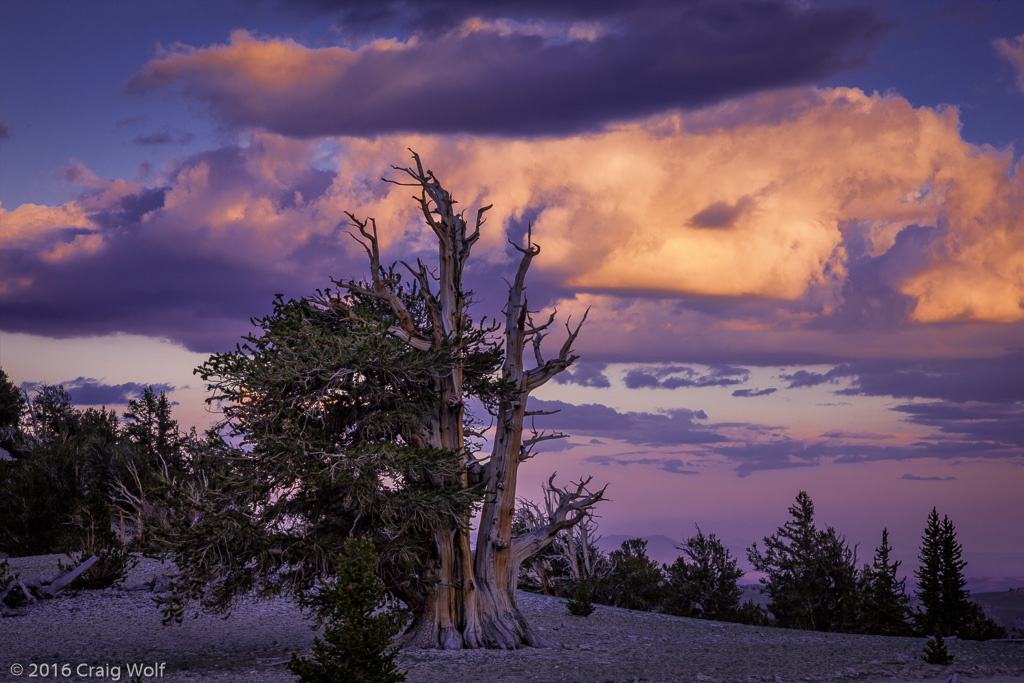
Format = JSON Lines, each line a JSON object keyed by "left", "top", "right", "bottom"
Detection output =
{"left": 337, "top": 152, "right": 607, "bottom": 649}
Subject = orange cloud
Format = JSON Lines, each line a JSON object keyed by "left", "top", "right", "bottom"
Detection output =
{"left": 328, "top": 88, "right": 1022, "bottom": 323}
{"left": 6, "top": 88, "right": 1022, "bottom": 336}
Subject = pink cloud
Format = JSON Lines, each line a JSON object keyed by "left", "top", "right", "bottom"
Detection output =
{"left": 993, "top": 33, "right": 1024, "bottom": 92}
{"left": 126, "top": 2, "right": 884, "bottom": 137}
{"left": 3, "top": 88, "right": 1023, "bottom": 355}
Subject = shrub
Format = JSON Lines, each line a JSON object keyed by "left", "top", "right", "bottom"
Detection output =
{"left": 58, "top": 487, "right": 138, "bottom": 589}
{"left": 733, "top": 597, "right": 772, "bottom": 626}
{"left": 958, "top": 601, "right": 1008, "bottom": 641}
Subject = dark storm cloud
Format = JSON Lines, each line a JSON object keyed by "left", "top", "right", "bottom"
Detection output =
{"left": 133, "top": 0, "right": 886, "bottom": 137}
{"left": 0, "top": 118, "right": 11, "bottom": 139}
{"left": 624, "top": 364, "right": 749, "bottom": 389}
{"left": 20, "top": 377, "right": 174, "bottom": 406}
{"left": 713, "top": 434, "right": 1021, "bottom": 477}
{"left": 528, "top": 398, "right": 725, "bottom": 446}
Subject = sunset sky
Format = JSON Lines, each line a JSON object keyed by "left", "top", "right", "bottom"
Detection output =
{"left": 1, "top": 0, "right": 1022, "bottom": 585}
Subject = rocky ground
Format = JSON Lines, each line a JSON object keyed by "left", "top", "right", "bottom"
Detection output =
{"left": 2, "top": 556, "right": 1022, "bottom": 683}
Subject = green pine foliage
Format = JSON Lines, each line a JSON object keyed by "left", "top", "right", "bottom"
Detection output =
{"left": 733, "top": 598, "right": 771, "bottom": 626}
{"left": 566, "top": 577, "right": 596, "bottom": 617}
{"left": 858, "top": 528, "right": 912, "bottom": 636}
{"left": 0, "top": 365, "right": 23, "bottom": 436}
{"left": 58, "top": 487, "right": 138, "bottom": 589}
{"left": 288, "top": 538, "right": 406, "bottom": 683}
{"left": 914, "top": 508, "right": 971, "bottom": 637}
{"left": 593, "top": 538, "right": 665, "bottom": 611}
{"left": 663, "top": 525, "right": 743, "bottom": 621}
{"left": 0, "top": 374, "right": 194, "bottom": 558}
{"left": 747, "top": 491, "right": 860, "bottom": 632}
{"left": 959, "top": 600, "right": 1008, "bottom": 641}
{"left": 149, "top": 287, "right": 501, "bottom": 623}
{"left": 921, "top": 633, "right": 954, "bottom": 665}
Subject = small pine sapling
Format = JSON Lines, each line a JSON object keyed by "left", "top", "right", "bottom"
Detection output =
{"left": 921, "top": 633, "right": 954, "bottom": 666}
{"left": 566, "top": 578, "right": 596, "bottom": 617}
{"left": 289, "top": 537, "right": 406, "bottom": 683}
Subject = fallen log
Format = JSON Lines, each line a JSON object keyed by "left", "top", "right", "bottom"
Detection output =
{"left": 0, "top": 555, "right": 99, "bottom": 616}
{"left": 40, "top": 555, "right": 98, "bottom": 597}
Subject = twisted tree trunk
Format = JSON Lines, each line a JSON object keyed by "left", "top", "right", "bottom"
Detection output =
{"left": 348, "top": 151, "right": 606, "bottom": 649}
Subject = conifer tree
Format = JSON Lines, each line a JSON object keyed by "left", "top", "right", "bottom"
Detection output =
{"left": 938, "top": 514, "right": 969, "bottom": 633}
{"left": 289, "top": 537, "right": 405, "bottom": 683}
{"left": 914, "top": 508, "right": 970, "bottom": 637}
{"left": 921, "top": 633, "right": 954, "bottom": 665}
{"left": 149, "top": 153, "right": 607, "bottom": 649}
{"left": 565, "top": 577, "right": 596, "bottom": 617}
{"left": 594, "top": 538, "right": 665, "bottom": 611}
{"left": 747, "top": 491, "right": 859, "bottom": 631}
{"left": 664, "top": 525, "right": 743, "bottom": 620}
{"left": 0, "top": 365, "right": 23, "bottom": 436}
{"left": 859, "top": 528, "right": 911, "bottom": 635}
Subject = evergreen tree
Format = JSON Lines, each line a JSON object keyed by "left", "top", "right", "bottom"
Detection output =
{"left": 914, "top": 508, "right": 970, "bottom": 637}
{"left": 594, "top": 538, "right": 665, "bottom": 611}
{"left": 123, "top": 387, "right": 185, "bottom": 470}
{"left": 938, "top": 514, "right": 969, "bottom": 634}
{"left": 747, "top": 491, "right": 859, "bottom": 632}
{"left": 289, "top": 537, "right": 406, "bottom": 683}
{"left": 565, "top": 577, "right": 596, "bottom": 617}
{"left": 0, "top": 365, "right": 23, "bottom": 437}
{"left": 664, "top": 525, "right": 743, "bottom": 620}
{"left": 921, "top": 633, "right": 954, "bottom": 665}
{"left": 859, "top": 528, "right": 911, "bottom": 635}
{"left": 0, "top": 382, "right": 191, "bottom": 557}
{"left": 147, "top": 154, "right": 608, "bottom": 649}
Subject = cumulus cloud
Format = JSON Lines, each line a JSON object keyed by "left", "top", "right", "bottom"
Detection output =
{"left": 128, "top": 2, "right": 884, "bottom": 137}
{"left": 993, "top": 34, "right": 1024, "bottom": 92}
{"left": 4, "top": 88, "right": 1024, "bottom": 356}
{"left": 0, "top": 134, "right": 357, "bottom": 351}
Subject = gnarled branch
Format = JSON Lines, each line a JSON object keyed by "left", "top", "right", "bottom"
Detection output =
{"left": 512, "top": 473, "right": 609, "bottom": 567}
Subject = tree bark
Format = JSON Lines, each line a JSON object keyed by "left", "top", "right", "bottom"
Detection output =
{"left": 350, "top": 151, "right": 606, "bottom": 649}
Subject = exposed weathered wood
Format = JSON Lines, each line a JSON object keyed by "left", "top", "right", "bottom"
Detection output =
{"left": 346, "top": 150, "right": 606, "bottom": 649}
{"left": 40, "top": 555, "right": 98, "bottom": 597}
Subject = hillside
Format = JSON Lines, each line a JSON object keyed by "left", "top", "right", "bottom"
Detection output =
{"left": 2, "top": 555, "right": 1024, "bottom": 682}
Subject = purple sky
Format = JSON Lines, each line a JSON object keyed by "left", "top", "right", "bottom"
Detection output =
{"left": 1, "top": 0, "right": 1022, "bottom": 584}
